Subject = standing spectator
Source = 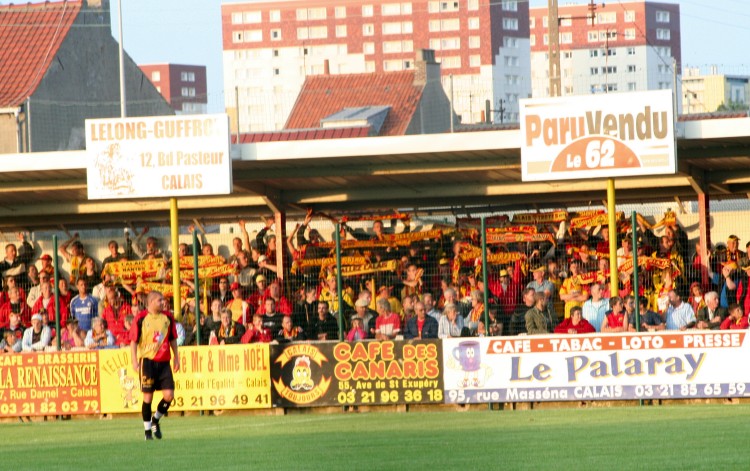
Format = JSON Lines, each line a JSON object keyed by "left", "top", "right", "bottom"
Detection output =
{"left": 131, "top": 226, "right": 161, "bottom": 260}
{"left": 510, "top": 288, "right": 535, "bottom": 336}
{"left": 422, "top": 293, "right": 441, "bottom": 321}
{"left": 525, "top": 292, "right": 551, "bottom": 335}
{"left": 311, "top": 301, "right": 339, "bottom": 340}
{"left": 32, "top": 281, "right": 69, "bottom": 328}
{"left": 581, "top": 283, "right": 609, "bottom": 332}
{"left": 21, "top": 313, "right": 51, "bottom": 352}
{"left": 59, "top": 233, "right": 86, "bottom": 283}
{"left": 78, "top": 257, "right": 101, "bottom": 290}
{"left": 100, "top": 285, "right": 129, "bottom": 343}
{"left": 257, "top": 281, "right": 292, "bottom": 316}
{"left": 292, "top": 286, "right": 318, "bottom": 335}
{"left": 70, "top": 278, "right": 98, "bottom": 332}
{"left": 260, "top": 298, "right": 284, "bottom": 334}
{"left": 629, "top": 297, "right": 665, "bottom": 332}
{"left": 559, "top": 259, "right": 590, "bottom": 319}
{"left": 27, "top": 270, "right": 51, "bottom": 309}
{"left": 374, "top": 298, "right": 401, "bottom": 340}
{"left": 0, "top": 234, "right": 34, "bottom": 289}
{"left": 101, "top": 240, "right": 124, "bottom": 270}
{"left": 226, "top": 282, "right": 249, "bottom": 324}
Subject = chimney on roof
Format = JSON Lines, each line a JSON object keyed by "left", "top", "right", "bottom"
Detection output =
{"left": 323, "top": 59, "right": 330, "bottom": 76}
{"left": 414, "top": 49, "right": 439, "bottom": 86}
{"left": 83, "top": 0, "right": 111, "bottom": 26}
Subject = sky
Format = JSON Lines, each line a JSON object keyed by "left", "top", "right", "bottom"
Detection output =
{"left": 3, "top": 0, "right": 749, "bottom": 113}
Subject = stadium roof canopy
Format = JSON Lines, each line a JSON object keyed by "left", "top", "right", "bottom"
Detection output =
{"left": 0, "top": 115, "right": 749, "bottom": 229}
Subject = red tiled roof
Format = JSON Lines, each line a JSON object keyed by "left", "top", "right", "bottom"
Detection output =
{"left": 284, "top": 71, "right": 423, "bottom": 136}
{"left": 233, "top": 126, "right": 371, "bottom": 143}
{"left": 0, "top": 1, "right": 81, "bottom": 107}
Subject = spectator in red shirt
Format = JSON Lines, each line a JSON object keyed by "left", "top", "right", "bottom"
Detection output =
{"left": 720, "top": 304, "right": 749, "bottom": 330}
{"left": 554, "top": 306, "right": 596, "bottom": 334}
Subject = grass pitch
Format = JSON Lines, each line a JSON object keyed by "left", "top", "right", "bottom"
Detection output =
{"left": 3, "top": 405, "right": 749, "bottom": 470}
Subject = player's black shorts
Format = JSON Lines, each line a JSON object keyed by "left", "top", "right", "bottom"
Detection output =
{"left": 139, "top": 358, "right": 175, "bottom": 393}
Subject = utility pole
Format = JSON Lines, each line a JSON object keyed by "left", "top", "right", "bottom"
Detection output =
{"left": 547, "top": 0, "right": 561, "bottom": 97}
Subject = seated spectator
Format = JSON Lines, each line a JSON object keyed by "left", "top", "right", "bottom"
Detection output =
{"left": 403, "top": 301, "right": 438, "bottom": 339}
{"left": 275, "top": 316, "right": 306, "bottom": 343}
{"left": 688, "top": 282, "right": 706, "bottom": 314}
{"left": 665, "top": 290, "right": 696, "bottom": 331}
{"left": 374, "top": 298, "right": 401, "bottom": 341}
{"left": 602, "top": 296, "right": 628, "bottom": 333}
{"left": 27, "top": 270, "right": 52, "bottom": 310}
{"left": 2, "top": 311, "right": 25, "bottom": 343}
{"left": 1, "top": 328, "right": 21, "bottom": 353}
{"left": 257, "top": 281, "right": 292, "bottom": 316}
{"left": 2, "top": 276, "right": 27, "bottom": 307}
{"left": 292, "top": 285, "right": 318, "bottom": 336}
{"left": 720, "top": 304, "right": 748, "bottom": 330}
{"left": 353, "top": 298, "right": 377, "bottom": 338}
{"left": 465, "top": 290, "right": 485, "bottom": 335}
{"left": 438, "top": 303, "right": 465, "bottom": 339}
{"left": 22, "top": 313, "right": 51, "bottom": 352}
{"left": 346, "top": 315, "right": 367, "bottom": 341}
{"left": 226, "top": 282, "right": 250, "bottom": 324}
{"left": 84, "top": 316, "right": 115, "bottom": 349}
{"left": 241, "top": 314, "right": 272, "bottom": 344}
{"left": 554, "top": 306, "right": 595, "bottom": 334}
{"left": 61, "top": 318, "right": 85, "bottom": 350}
{"left": 629, "top": 297, "right": 665, "bottom": 332}
{"left": 215, "top": 308, "right": 245, "bottom": 345}
{"left": 695, "top": 291, "right": 727, "bottom": 330}
{"left": 260, "top": 297, "right": 285, "bottom": 335}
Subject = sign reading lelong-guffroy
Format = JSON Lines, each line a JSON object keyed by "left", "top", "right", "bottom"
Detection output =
{"left": 85, "top": 114, "right": 231, "bottom": 199}
{"left": 520, "top": 90, "right": 675, "bottom": 182}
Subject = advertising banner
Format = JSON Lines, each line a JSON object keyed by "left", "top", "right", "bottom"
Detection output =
{"left": 271, "top": 340, "right": 444, "bottom": 407}
{"left": 520, "top": 90, "right": 675, "bottom": 182}
{"left": 0, "top": 351, "right": 101, "bottom": 417}
{"left": 85, "top": 114, "right": 231, "bottom": 199}
{"left": 99, "top": 344, "right": 271, "bottom": 413}
{"left": 442, "top": 332, "right": 750, "bottom": 404}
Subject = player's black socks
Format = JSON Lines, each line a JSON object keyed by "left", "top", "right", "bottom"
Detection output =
{"left": 156, "top": 398, "right": 170, "bottom": 417}
{"left": 142, "top": 402, "right": 152, "bottom": 423}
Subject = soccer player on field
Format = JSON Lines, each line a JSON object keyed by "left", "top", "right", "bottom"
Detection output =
{"left": 130, "top": 291, "right": 180, "bottom": 441}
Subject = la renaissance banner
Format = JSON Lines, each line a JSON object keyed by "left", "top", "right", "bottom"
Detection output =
{"left": 85, "top": 114, "right": 232, "bottom": 199}
{"left": 443, "top": 332, "right": 750, "bottom": 404}
{"left": 99, "top": 345, "right": 271, "bottom": 413}
{"left": 520, "top": 90, "right": 676, "bottom": 182}
{"left": 271, "top": 340, "right": 444, "bottom": 407}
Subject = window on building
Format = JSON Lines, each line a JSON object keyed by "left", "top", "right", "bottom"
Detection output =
{"left": 383, "top": 21, "right": 413, "bottom": 34}
{"left": 563, "top": 51, "right": 572, "bottom": 59}
{"left": 151, "top": 71, "right": 160, "bottom": 82}
{"left": 363, "top": 42, "right": 375, "bottom": 54}
{"left": 336, "top": 25, "right": 347, "bottom": 37}
{"left": 503, "top": 37, "right": 518, "bottom": 48}
{"left": 335, "top": 6, "right": 346, "bottom": 18}
{"left": 243, "top": 11, "right": 261, "bottom": 23}
{"left": 441, "top": 56, "right": 461, "bottom": 68}
{"left": 604, "top": 66, "right": 617, "bottom": 74}
{"left": 297, "top": 7, "right": 326, "bottom": 20}
{"left": 530, "top": 17, "right": 535, "bottom": 28}
{"left": 272, "top": 49, "right": 279, "bottom": 57}
{"left": 530, "top": 35, "right": 535, "bottom": 46}
{"left": 656, "top": 28, "right": 671, "bottom": 40}
{"left": 624, "top": 10, "right": 635, "bottom": 22}
{"left": 181, "top": 87, "right": 195, "bottom": 97}
{"left": 502, "top": 0, "right": 517, "bottom": 11}
{"left": 469, "top": 36, "right": 480, "bottom": 48}
{"left": 628, "top": 82, "right": 637, "bottom": 91}
{"left": 233, "top": 31, "right": 243, "bottom": 43}
{"left": 403, "top": 60, "right": 412, "bottom": 69}
{"left": 363, "top": 24, "right": 374, "bottom": 36}
{"left": 469, "top": 55, "right": 481, "bottom": 67}
{"left": 271, "top": 29, "right": 281, "bottom": 40}
{"left": 362, "top": 5, "right": 374, "bottom": 17}
{"left": 383, "top": 59, "right": 403, "bottom": 71}
{"left": 560, "top": 32, "right": 572, "bottom": 44}
{"left": 588, "top": 31, "right": 598, "bottom": 42}
{"left": 559, "top": 15, "right": 572, "bottom": 27}
{"left": 627, "top": 47, "right": 636, "bottom": 55}
{"left": 270, "top": 10, "right": 281, "bottom": 22}
{"left": 543, "top": 34, "right": 548, "bottom": 45}
{"left": 656, "top": 10, "right": 670, "bottom": 23}
{"left": 590, "top": 49, "right": 599, "bottom": 58}
{"left": 273, "top": 68, "right": 280, "bottom": 76}
{"left": 382, "top": 3, "right": 412, "bottom": 15}
{"left": 231, "top": 12, "right": 242, "bottom": 24}
{"left": 468, "top": 0, "right": 479, "bottom": 11}
{"left": 503, "top": 18, "right": 518, "bottom": 30}
{"left": 244, "top": 30, "right": 262, "bottom": 42}
{"left": 627, "top": 64, "right": 636, "bottom": 73}
{"left": 504, "top": 56, "right": 519, "bottom": 67}
{"left": 624, "top": 28, "right": 636, "bottom": 40}
{"left": 543, "top": 16, "right": 548, "bottom": 28}
{"left": 441, "top": 37, "right": 460, "bottom": 49}
{"left": 596, "top": 12, "right": 616, "bottom": 24}
{"left": 440, "top": 1, "right": 459, "bottom": 12}
{"left": 590, "top": 67, "right": 599, "bottom": 75}
{"left": 180, "top": 71, "right": 195, "bottom": 82}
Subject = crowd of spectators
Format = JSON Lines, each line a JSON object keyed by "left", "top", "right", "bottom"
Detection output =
{"left": 1, "top": 209, "right": 749, "bottom": 354}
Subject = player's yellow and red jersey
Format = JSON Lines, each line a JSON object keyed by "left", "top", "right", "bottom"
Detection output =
{"left": 130, "top": 310, "right": 177, "bottom": 362}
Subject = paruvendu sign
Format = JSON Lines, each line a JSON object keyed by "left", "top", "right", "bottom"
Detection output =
{"left": 520, "top": 90, "right": 676, "bottom": 182}
{"left": 85, "top": 114, "right": 232, "bottom": 199}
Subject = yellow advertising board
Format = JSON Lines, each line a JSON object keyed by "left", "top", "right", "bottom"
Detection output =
{"left": 99, "top": 344, "right": 271, "bottom": 413}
